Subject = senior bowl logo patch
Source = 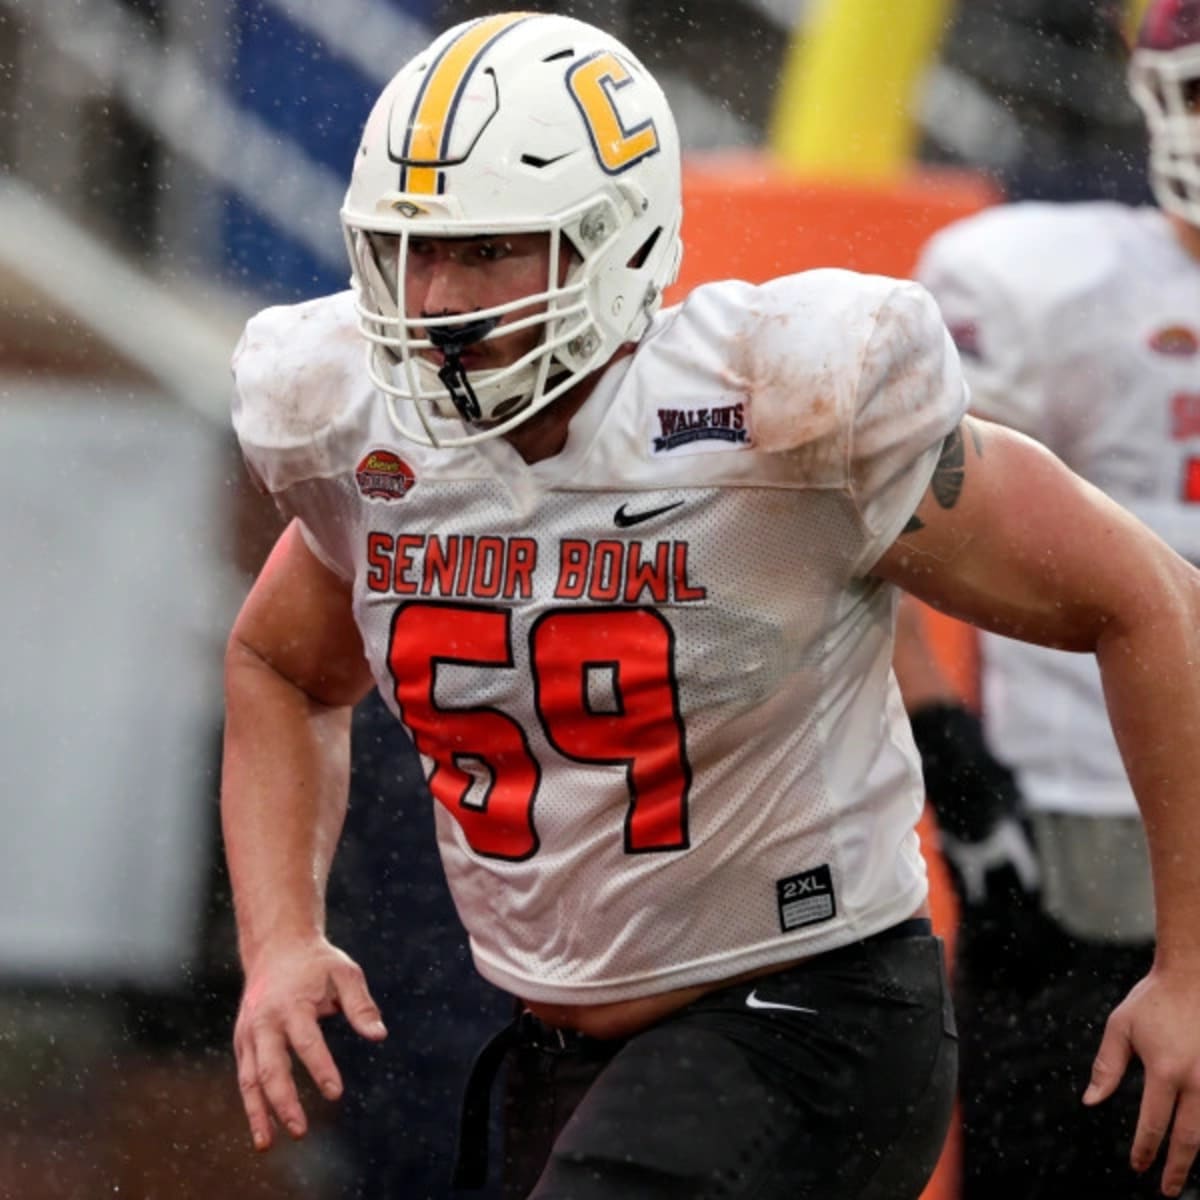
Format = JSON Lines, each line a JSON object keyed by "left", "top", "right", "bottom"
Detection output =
{"left": 1149, "top": 324, "right": 1200, "bottom": 357}
{"left": 356, "top": 449, "right": 416, "bottom": 500}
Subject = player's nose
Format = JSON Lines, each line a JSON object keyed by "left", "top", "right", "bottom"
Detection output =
{"left": 418, "top": 257, "right": 473, "bottom": 321}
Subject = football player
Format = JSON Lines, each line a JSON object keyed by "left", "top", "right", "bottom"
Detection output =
{"left": 894, "top": 2, "right": 1200, "bottom": 1197}
{"left": 222, "top": 12, "right": 1200, "bottom": 1199}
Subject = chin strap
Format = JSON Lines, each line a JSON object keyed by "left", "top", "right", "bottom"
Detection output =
{"left": 427, "top": 316, "right": 501, "bottom": 422}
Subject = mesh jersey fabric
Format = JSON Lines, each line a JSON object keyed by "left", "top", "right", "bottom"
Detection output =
{"left": 232, "top": 270, "right": 966, "bottom": 1004}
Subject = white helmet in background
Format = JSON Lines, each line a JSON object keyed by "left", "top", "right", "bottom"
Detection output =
{"left": 340, "top": 11, "right": 683, "bottom": 447}
{"left": 1129, "top": 0, "right": 1200, "bottom": 227}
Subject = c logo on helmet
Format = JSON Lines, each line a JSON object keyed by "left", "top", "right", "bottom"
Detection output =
{"left": 566, "top": 51, "right": 660, "bottom": 176}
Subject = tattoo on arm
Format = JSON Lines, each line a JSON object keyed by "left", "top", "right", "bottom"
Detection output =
{"left": 931, "top": 426, "right": 966, "bottom": 510}
{"left": 900, "top": 422, "right": 977, "bottom": 535}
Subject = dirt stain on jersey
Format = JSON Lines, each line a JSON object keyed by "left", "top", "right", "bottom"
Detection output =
{"left": 725, "top": 308, "right": 842, "bottom": 460}
{"left": 239, "top": 298, "right": 367, "bottom": 445}
{"left": 850, "top": 291, "right": 961, "bottom": 499}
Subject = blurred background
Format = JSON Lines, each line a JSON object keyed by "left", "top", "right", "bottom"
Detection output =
{"left": 0, "top": 1, "right": 1153, "bottom": 1197}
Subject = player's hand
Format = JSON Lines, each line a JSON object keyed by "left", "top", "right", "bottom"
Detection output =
{"left": 1083, "top": 965, "right": 1200, "bottom": 1197}
{"left": 908, "top": 700, "right": 1041, "bottom": 912}
{"left": 937, "top": 813, "right": 1041, "bottom": 908}
{"left": 233, "top": 936, "right": 387, "bottom": 1152}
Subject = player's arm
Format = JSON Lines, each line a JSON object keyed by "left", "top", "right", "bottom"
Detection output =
{"left": 873, "top": 416, "right": 1200, "bottom": 1197}
{"left": 222, "top": 518, "right": 383, "bottom": 1151}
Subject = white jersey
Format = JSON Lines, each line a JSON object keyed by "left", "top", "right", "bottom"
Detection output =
{"left": 919, "top": 202, "right": 1200, "bottom": 818}
{"left": 233, "top": 271, "right": 966, "bottom": 1005}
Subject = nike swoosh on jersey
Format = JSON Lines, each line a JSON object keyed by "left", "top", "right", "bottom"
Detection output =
{"left": 744, "top": 989, "right": 818, "bottom": 1015}
{"left": 613, "top": 500, "right": 685, "bottom": 528}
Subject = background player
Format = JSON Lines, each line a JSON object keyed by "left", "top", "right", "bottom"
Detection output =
{"left": 895, "top": 2, "right": 1200, "bottom": 1195}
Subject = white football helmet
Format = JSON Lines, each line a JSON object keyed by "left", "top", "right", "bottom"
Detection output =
{"left": 1129, "top": 0, "right": 1200, "bottom": 227}
{"left": 340, "top": 11, "right": 683, "bottom": 447}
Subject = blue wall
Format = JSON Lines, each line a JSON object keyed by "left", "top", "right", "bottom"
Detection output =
{"left": 222, "top": 0, "right": 432, "bottom": 302}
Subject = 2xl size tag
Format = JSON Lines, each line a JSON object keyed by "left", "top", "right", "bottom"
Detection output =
{"left": 776, "top": 865, "right": 836, "bottom": 932}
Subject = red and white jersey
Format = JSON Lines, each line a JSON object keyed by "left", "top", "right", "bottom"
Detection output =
{"left": 233, "top": 271, "right": 966, "bottom": 1005}
{"left": 919, "top": 202, "right": 1200, "bottom": 818}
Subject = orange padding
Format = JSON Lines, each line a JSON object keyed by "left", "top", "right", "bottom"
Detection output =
{"left": 671, "top": 151, "right": 1000, "bottom": 297}
{"left": 673, "top": 153, "right": 999, "bottom": 1200}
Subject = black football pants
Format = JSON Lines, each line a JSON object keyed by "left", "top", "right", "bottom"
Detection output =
{"left": 482, "top": 920, "right": 956, "bottom": 1199}
{"left": 954, "top": 911, "right": 1198, "bottom": 1199}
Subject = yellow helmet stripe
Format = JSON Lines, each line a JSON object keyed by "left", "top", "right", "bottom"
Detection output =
{"left": 401, "top": 12, "right": 534, "bottom": 195}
